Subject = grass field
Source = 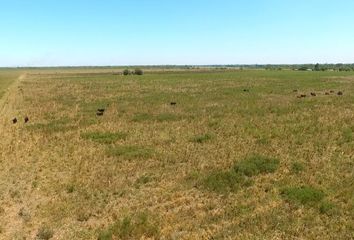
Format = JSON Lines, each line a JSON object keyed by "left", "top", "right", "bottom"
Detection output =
{"left": 0, "top": 69, "right": 353, "bottom": 239}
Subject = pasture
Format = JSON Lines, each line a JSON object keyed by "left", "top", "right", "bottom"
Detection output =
{"left": 0, "top": 69, "right": 353, "bottom": 239}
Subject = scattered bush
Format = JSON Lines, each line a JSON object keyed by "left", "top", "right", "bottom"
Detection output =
{"left": 123, "top": 69, "right": 130, "bottom": 75}
{"left": 122, "top": 69, "right": 143, "bottom": 75}
{"left": 134, "top": 69, "right": 144, "bottom": 75}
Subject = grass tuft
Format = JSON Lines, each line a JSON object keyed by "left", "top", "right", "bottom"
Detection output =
{"left": 98, "top": 212, "right": 159, "bottom": 240}
{"left": 319, "top": 201, "right": 336, "bottom": 215}
{"left": 132, "top": 113, "right": 154, "bottom": 122}
{"left": 36, "top": 225, "right": 54, "bottom": 240}
{"left": 156, "top": 113, "right": 180, "bottom": 122}
{"left": 191, "top": 133, "right": 213, "bottom": 143}
{"left": 81, "top": 131, "right": 127, "bottom": 144}
{"left": 106, "top": 145, "right": 153, "bottom": 159}
{"left": 132, "top": 113, "right": 180, "bottom": 122}
{"left": 291, "top": 161, "right": 305, "bottom": 174}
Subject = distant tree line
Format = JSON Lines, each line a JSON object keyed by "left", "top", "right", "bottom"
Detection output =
{"left": 263, "top": 63, "right": 354, "bottom": 71}
{"left": 123, "top": 69, "right": 144, "bottom": 75}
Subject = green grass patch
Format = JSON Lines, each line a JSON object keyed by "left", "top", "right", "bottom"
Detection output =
{"left": 291, "top": 161, "right": 305, "bottom": 174}
{"left": 81, "top": 131, "right": 127, "bottom": 144}
{"left": 191, "top": 133, "right": 213, "bottom": 143}
{"left": 156, "top": 113, "right": 180, "bottom": 122}
{"left": 132, "top": 113, "right": 180, "bottom": 122}
{"left": 202, "top": 171, "right": 250, "bottom": 193}
{"left": 132, "top": 113, "right": 154, "bottom": 122}
{"left": 233, "top": 155, "right": 280, "bottom": 177}
{"left": 98, "top": 212, "right": 159, "bottom": 240}
{"left": 27, "top": 118, "right": 74, "bottom": 133}
{"left": 201, "top": 155, "right": 279, "bottom": 193}
{"left": 106, "top": 145, "right": 153, "bottom": 159}
{"left": 341, "top": 128, "right": 353, "bottom": 143}
{"left": 319, "top": 201, "right": 336, "bottom": 215}
{"left": 281, "top": 186, "right": 325, "bottom": 206}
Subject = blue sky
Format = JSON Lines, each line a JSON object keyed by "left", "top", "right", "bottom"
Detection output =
{"left": 1, "top": 0, "right": 354, "bottom": 66}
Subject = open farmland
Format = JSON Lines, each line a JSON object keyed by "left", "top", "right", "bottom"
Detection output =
{"left": 0, "top": 69, "right": 353, "bottom": 239}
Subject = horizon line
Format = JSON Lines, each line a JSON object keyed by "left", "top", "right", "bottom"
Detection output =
{"left": 1, "top": 62, "right": 354, "bottom": 69}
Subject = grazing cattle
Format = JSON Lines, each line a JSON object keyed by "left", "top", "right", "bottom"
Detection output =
{"left": 293, "top": 90, "right": 298, "bottom": 93}
{"left": 301, "top": 94, "right": 307, "bottom": 98}
{"left": 97, "top": 108, "right": 105, "bottom": 113}
{"left": 337, "top": 91, "right": 343, "bottom": 96}
{"left": 170, "top": 102, "right": 177, "bottom": 106}
{"left": 310, "top": 92, "right": 316, "bottom": 96}
{"left": 96, "top": 112, "right": 104, "bottom": 116}
{"left": 24, "top": 116, "right": 29, "bottom": 123}
{"left": 12, "top": 118, "right": 17, "bottom": 124}
{"left": 243, "top": 89, "right": 249, "bottom": 92}
{"left": 325, "top": 92, "right": 330, "bottom": 95}
{"left": 330, "top": 90, "right": 334, "bottom": 93}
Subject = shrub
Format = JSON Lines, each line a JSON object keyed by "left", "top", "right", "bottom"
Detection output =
{"left": 134, "top": 69, "right": 144, "bottom": 75}
{"left": 36, "top": 226, "right": 54, "bottom": 240}
{"left": 66, "top": 184, "right": 75, "bottom": 193}
{"left": 123, "top": 69, "right": 130, "bottom": 75}
{"left": 233, "top": 155, "right": 280, "bottom": 177}
{"left": 281, "top": 186, "right": 325, "bottom": 206}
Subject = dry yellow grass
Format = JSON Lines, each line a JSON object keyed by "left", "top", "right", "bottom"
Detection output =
{"left": 0, "top": 69, "right": 353, "bottom": 239}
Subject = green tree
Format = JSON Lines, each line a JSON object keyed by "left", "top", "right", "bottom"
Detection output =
{"left": 134, "top": 69, "right": 144, "bottom": 75}
{"left": 123, "top": 69, "right": 130, "bottom": 75}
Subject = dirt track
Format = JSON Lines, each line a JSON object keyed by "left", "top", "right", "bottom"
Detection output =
{"left": 0, "top": 74, "right": 39, "bottom": 239}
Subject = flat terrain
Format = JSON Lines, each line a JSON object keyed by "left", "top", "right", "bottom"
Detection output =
{"left": 0, "top": 69, "right": 353, "bottom": 239}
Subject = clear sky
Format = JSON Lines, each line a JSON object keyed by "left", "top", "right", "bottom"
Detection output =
{"left": 1, "top": 0, "right": 354, "bottom": 67}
